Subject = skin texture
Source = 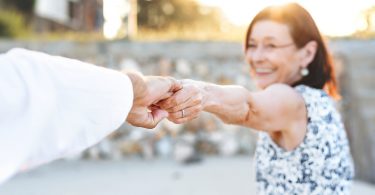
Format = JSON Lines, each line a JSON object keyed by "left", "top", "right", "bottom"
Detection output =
{"left": 125, "top": 71, "right": 182, "bottom": 129}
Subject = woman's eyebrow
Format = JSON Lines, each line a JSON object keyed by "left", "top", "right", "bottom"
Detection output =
{"left": 249, "top": 36, "right": 277, "bottom": 42}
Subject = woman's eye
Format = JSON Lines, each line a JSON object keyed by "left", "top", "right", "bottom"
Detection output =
{"left": 265, "top": 44, "right": 276, "bottom": 48}
{"left": 248, "top": 44, "right": 257, "bottom": 48}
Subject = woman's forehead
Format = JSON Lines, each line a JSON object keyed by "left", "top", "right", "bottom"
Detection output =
{"left": 249, "top": 20, "right": 292, "bottom": 41}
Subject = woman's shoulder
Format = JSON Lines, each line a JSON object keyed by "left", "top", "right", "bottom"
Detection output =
{"left": 263, "top": 83, "right": 307, "bottom": 115}
{"left": 264, "top": 83, "right": 306, "bottom": 105}
{"left": 264, "top": 83, "right": 309, "bottom": 103}
{"left": 266, "top": 83, "right": 300, "bottom": 95}
{"left": 264, "top": 84, "right": 332, "bottom": 108}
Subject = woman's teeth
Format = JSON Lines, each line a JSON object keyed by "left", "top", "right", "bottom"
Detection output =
{"left": 256, "top": 68, "right": 274, "bottom": 73}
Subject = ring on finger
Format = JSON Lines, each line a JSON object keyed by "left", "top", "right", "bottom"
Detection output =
{"left": 181, "top": 109, "right": 185, "bottom": 118}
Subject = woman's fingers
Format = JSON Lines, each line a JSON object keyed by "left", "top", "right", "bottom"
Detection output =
{"left": 150, "top": 82, "right": 204, "bottom": 124}
{"left": 167, "top": 104, "right": 203, "bottom": 124}
{"left": 166, "top": 93, "right": 202, "bottom": 113}
{"left": 157, "top": 84, "right": 199, "bottom": 110}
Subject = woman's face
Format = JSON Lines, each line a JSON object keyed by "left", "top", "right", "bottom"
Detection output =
{"left": 245, "top": 20, "right": 305, "bottom": 89}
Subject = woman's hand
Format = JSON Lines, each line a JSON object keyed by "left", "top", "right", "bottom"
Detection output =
{"left": 157, "top": 80, "right": 204, "bottom": 124}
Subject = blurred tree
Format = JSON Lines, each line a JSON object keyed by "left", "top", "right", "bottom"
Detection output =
{"left": 363, "top": 6, "right": 375, "bottom": 32}
{"left": 0, "top": 10, "right": 29, "bottom": 38}
{"left": 137, "top": 0, "right": 222, "bottom": 31}
{"left": 0, "top": 0, "right": 35, "bottom": 16}
{"left": 0, "top": 0, "right": 33, "bottom": 38}
{"left": 353, "top": 6, "right": 375, "bottom": 38}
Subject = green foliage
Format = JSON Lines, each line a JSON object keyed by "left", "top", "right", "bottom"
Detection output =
{"left": 138, "top": 0, "right": 222, "bottom": 31}
{"left": 0, "top": 9, "right": 29, "bottom": 38}
{"left": 136, "top": 23, "right": 245, "bottom": 41}
{"left": 135, "top": 0, "right": 238, "bottom": 40}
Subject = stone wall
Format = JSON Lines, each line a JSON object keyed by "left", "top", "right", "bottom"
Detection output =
{"left": 330, "top": 40, "right": 375, "bottom": 183}
{"left": 1, "top": 40, "right": 374, "bottom": 182}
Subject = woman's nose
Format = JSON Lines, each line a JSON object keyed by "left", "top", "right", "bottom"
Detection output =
{"left": 246, "top": 48, "right": 266, "bottom": 63}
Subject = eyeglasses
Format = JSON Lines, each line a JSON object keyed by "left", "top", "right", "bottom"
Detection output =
{"left": 246, "top": 42, "right": 295, "bottom": 53}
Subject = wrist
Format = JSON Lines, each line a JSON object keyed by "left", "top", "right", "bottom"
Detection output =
{"left": 123, "top": 71, "right": 147, "bottom": 105}
{"left": 201, "top": 84, "right": 216, "bottom": 111}
{"left": 181, "top": 79, "right": 211, "bottom": 110}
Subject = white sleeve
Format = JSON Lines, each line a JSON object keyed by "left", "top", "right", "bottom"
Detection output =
{"left": 0, "top": 48, "right": 134, "bottom": 184}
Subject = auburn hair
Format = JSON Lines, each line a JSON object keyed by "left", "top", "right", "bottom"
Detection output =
{"left": 244, "top": 3, "right": 340, "bottom": 99}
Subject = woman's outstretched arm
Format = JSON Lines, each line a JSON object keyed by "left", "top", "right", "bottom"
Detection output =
{"left": 159, "top": 80, "right": 306, "bottom": 133}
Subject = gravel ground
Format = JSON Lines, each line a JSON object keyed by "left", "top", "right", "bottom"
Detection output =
{"left": 0, "top": 157, "right": 374, "bottom": 195}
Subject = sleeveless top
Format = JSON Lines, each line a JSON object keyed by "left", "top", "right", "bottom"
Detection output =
{"left": 255, "top": 85, "right": 354, "bottom": 195}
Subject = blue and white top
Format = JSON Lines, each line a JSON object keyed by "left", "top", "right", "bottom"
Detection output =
{"left": 255, "top": 85, "right": 354, "bottom": 195}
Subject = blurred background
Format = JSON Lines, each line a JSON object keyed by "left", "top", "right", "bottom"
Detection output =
{"left": 0, "top": 0, "right": 375, "bottom": 194}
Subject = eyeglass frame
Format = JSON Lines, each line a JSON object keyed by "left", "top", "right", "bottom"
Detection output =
{"left": 246, "top": 42, "right": 295, "bottom": 54}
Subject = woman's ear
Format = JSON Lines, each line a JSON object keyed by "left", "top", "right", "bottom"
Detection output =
{"left": 299, "top": 41, "right": 318, "bottom": 68}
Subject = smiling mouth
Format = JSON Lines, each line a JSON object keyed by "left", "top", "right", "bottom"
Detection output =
{"left": 255, "top": 68, "right": 275, "bottom": 75}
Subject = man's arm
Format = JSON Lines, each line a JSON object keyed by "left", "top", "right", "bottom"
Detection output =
{"left": 0, "top": 48, "right": 135, "bottom": 183}
{"left": 0, "top": 48, "right": 180, "bottom": 184}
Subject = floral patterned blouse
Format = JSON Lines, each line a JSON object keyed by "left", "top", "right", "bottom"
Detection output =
{"left": 255, "top": 85, "right": 354, "bottom": 195}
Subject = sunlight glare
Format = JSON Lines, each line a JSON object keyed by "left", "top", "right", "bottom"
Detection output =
{"left": 103, "top": 0, "right": 130, "bottom": 39}
{"left": 199, "top": 0, "right": 374, "bottom": 37}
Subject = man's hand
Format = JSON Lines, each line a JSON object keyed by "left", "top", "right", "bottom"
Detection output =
{"left": 125, "top": 71, "right": 182, "bottom": 129}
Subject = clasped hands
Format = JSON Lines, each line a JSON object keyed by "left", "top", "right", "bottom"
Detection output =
{"left": 125, "top": 72, "right": 203, "bottom": 129}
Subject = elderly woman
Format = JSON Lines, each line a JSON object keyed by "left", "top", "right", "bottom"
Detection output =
{"left": 158, "top": 3, "right": 354, "bottom": 194}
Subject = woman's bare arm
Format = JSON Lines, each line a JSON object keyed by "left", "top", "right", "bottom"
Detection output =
{"left": 185, "top": 80, "right": 306, "bottom": 132}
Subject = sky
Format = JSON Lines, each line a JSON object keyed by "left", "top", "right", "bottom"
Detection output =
{"left": 198, "top": 0, "right": 375, "bottom": 36}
